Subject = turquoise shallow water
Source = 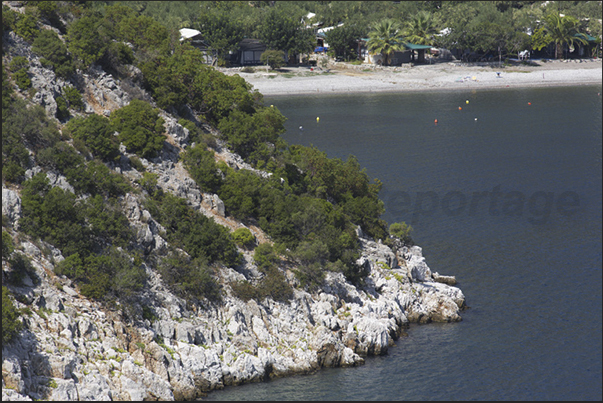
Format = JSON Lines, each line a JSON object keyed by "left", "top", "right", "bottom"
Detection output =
{"left": 204, "top": 86, "right": 602, "bottom": 401}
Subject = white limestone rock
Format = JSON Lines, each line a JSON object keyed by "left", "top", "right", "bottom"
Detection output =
{"left": 2, "top": 188, "right": 22, "bottom": 227}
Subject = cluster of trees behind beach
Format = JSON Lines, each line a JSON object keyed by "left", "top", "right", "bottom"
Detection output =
{"left": 67, "top": 1, "right": 603, "bottom": 65}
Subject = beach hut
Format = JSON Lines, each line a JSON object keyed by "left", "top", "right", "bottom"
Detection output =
{"left": 236, "top": 39, "right": 267, "bottom": 65}
{"left": 179, "top": 28, "right": 213, "bottom": 64}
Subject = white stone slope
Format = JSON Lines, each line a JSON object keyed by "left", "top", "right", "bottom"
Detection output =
{"left": 2, "top": 25, "right": 465, "bottom": 402}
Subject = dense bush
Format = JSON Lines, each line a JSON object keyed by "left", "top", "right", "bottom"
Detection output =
{"left": 2, "top": 66, "right": 14, "bottom": 114}
{"left": 231, "top": 242, "right": 292, "bottom": 302}
{"left": 55, "top": 95, "right": 69, "bottom": 120}
{"left": 2, "top": 5, "right": 18, "bottom": 33}
{"left": 31, "top": 28, "right": 75, "bottom": 78}
{"left": 9, "top": 56, "right": 29, "bottom": 71}
{"left": 110, "top": 99, "right": 165, "bottom": 159}
{"left": 159, "top": 252, "right": 222, "bottom": 302}
{"left": 260, "top": 49, "right": 286, "bottom": 70}
{"left": 62, "top": 85, "right": 83, "bottom": 111}
{"left": 217, "top": 106, "right": 287, "bottom": 166}
{"left": 67, "top": 10, "right": 107, "bottom": 69}
{"left": 13, "top": 68, "right": 31, "bottom": 90}
{"left": 2, "top": 231, "right": 14, "bottom": 260}
{"left": 35, "top": 1, "right": 66, "bottom": 33}
{"left": 83, "top": 195, "right": 133, "bottom": 248}
{"left": 2, "top": 98, "right": 60, "bottom": 183}
{"left": 7, "top": 252, "right": 35, "bottom": 286}
{"left": 181, "top": 144, "right": 222, "bottom": 193}
{"left": 14, "top": 9, "right": 39, "bottom": 42}
{"left": 19, "top": 173, "right": 91, "bottom": 258}
{"left": 56, "top": 248, "right": 146, "bottom": 301}
{"left": 233, "top": 228, "right": 255, "bottom": 249}
{"left": 178, "top": 118, "right": 217, "bottom": 149}
{"left": 145, "top": 192, "right": 241, "bottom": 267}
{"left": 140, "top": 44, "right": 260, "bottom": 123}
{"left": 2, "top": 286, "right": 22, "bottom": 346}
{"left": 389, "top": 222, "right": 413, "bottom": 244}
{"left": 64, "top": 114, "right": 119, "bottom": 161}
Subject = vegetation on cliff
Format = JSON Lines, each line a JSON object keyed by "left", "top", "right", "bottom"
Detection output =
{"left": 2, "top": 1, "right": 408, "bottom": 339}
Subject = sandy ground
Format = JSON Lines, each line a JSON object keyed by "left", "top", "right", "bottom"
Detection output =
{"left": 219, "top": 58, "right": 602, "bottom": 96}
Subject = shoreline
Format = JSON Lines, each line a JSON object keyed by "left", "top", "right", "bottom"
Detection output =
{"left": 221, "top": 59, "right": 602, "bottom": 97}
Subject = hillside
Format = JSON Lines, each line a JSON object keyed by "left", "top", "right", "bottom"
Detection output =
{"left": 2, "top": 2, "right": 465, "bottom": 400}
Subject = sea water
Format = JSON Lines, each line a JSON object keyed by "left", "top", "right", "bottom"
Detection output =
{"left": 204, "top": 86, "right": 602, "bottom": 400}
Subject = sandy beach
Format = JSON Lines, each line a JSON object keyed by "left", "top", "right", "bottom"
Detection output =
{"left": 219, "top": 58, "right": 602, "bottom": 96}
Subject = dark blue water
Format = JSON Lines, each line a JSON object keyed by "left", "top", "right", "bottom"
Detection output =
{"left": 205, "top": 86, "right": 602, "bottom": 400}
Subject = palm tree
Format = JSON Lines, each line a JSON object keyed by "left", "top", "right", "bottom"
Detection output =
{"left": 367, "top": 19, "right": 406, "bottom": 66}
{"left": 543, "top": 14, "right": 588, "bottom": 59}
{"left": 404, "top": 11, "right": 438, "bottom": 46}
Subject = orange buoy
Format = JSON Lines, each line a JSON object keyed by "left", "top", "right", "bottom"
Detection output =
{"left": 458, "top": 106, "right": 462, "bottom": 110}
{"left": 528, "top": 102, "right": 531, "bottom": 105}
{"left": 434, "top": 119, "right": 438, "bottom": 124}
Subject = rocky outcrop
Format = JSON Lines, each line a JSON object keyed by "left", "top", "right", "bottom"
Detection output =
{"left": 2, "top": 225, "right": 465, "bottom": 401}
{"left": 2, "top": 188, "right": 21, "bottom": 228}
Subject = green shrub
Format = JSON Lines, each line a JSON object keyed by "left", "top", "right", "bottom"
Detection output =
{"left": 8, "top": 253, "right": 34, "bottom": 286}
{"left": 9, "top": 56, "right": 29, "bottom": 72}
{"left": 129, "top": 156, "right": 145, "bottom": 172}
{"left": 139, "top": 44, "right": 257, "bottom": 123}
{"left": 138, "top": 172, "right": 160, "bottom": 196}
{"left": 13, "top": 68, "right": 31, "bottom": 90}
{"left": 77, "top": 248, "right": 146, "bottom": 300}
{"left": 389, "top": 222, "right": 413, "bottom": 244}
{"left": 14, "top": 11, "right": 39, "bottom": 42}
{"left": 2, "top": 5, "right": 18, "bottom": 33}
{"left": 2, "top": 231, "right": 14, "bottom": 260}
{"left": 35, "top": 1, "right": 65, "bottom": 32}
{"left": 146, "top": 192, "right": 240, "bottom": 267}
{"left": 100, "top": 41, "right": 134, "bottom": 75}
{"left": 260, "top": 50, "right": 286, "bottom": 70}
{"left": 230, "top": 265, "right": 292, "bottom": 303}
{"left": 2, "top": 99, "right": 61, "bottom": 153}
{"left": 55, "top": 96, "right": 69, "bottom": 120}
{"left": 63, "top": 85, "right": 83, "bottom": 111}
{"left": 110, "top": 99, "right": 165, "bottom": 159}
{"left": 2, "top": 286, "right": 22, "bottom": 346}
{"left": 253, "top": 243, "right": 278, "bottom": 270}
{"left": 64, "top": 114, "right": 119, "bottom": 161}
{"left": 67, "top": 10, "right": 107, "bottom": 69}
{"left": 233, "top": 228, "right": 255, "bottom": 249}
{"left": 83, "top": 195, "right": 133, "bottom": 248}
{"left": 2, "top": 65, "right": 14, "bottom": 114}
{"left": 19, "top": 173, "right": 91, "bottom": 258}
{"left": 31, "top": 29, "right": 75, "bottom": 78}
{"left": 217, "top": 106, "right": 287, "bottom": 165}
{"left": 159, "top": 252, "right": 222, "bottom": 302}
{"left": 181, "top": 144, "right": 222, "bottom": 192}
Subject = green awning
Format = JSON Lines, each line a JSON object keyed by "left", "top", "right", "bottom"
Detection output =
{"left": 404, "top": 43, "right": 433, "bottom": 50}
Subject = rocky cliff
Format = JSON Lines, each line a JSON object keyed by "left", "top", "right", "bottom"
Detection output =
{"left": 2, "top": 12, "right": 465, "bottom": 401}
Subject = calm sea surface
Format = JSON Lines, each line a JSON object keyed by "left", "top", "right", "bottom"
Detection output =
{"left": 205, "top": 86, "right": 602, "bottom": 400}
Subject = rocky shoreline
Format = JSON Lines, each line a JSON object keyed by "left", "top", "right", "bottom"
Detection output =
{"left": 2, "top": 214, "right": 465, "bottom": 400}
{"left": 2, "top": 28, "right": 465, "bottom": 402}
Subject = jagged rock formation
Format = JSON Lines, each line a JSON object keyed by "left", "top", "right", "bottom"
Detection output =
{"left": 2, "top": 13, "right": 465, "bottom": 401}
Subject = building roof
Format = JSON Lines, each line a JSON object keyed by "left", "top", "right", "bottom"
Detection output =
{"left": 179, "top": 28, "right": 202, "bottom": 41}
